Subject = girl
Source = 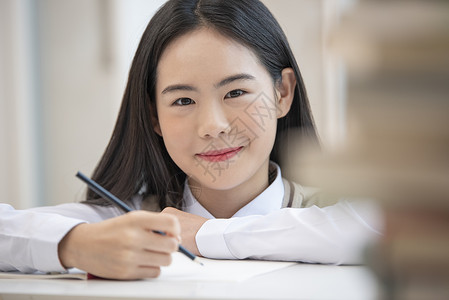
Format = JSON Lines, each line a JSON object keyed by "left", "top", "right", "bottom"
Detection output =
{"left": 0, "top": 0, "right": 382, "bottom": 280}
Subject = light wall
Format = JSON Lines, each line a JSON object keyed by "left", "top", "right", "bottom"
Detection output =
{"left": 0, "top": 0, "right": 346, "bottom": 208}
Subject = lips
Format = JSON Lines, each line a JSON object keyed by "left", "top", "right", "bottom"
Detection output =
{"left": 196, "top": 146, "right": 243, "bottom": 162}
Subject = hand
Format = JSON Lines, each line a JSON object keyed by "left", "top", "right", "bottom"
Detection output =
{"left": 58, "top": 211, "right": 180, "bottom": 280}
{"left": 161, "top": 207, "right": 208, "bottom": 257}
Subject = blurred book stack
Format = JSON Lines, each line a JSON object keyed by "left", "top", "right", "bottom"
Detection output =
{"left": 286, "top": 0, "right": 449, "bottom": 299}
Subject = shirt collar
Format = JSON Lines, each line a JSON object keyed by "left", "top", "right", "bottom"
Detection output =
{"left": 182, "top": 162, "right": 284, "bottom": 219}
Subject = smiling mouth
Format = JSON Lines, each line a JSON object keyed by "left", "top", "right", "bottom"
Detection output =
{"left": 196, "top": 146, "right": 244, "bottom": 162}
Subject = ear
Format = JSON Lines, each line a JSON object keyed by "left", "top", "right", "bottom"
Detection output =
{"left": 152, "top": 117, "right": 162, "bottom": 136}
{"left": 151, "top": 106, "right": 162, "bottom": 136}
{"left": 275, "top": 68, "right": 296, "bottom": 119}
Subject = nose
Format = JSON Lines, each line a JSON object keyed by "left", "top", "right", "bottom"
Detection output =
{"left": 197, "top": 102, "right": 231, "bottom": 139}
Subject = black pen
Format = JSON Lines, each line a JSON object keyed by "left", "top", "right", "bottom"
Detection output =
{"left": 76, "top": 171, "right": 203, "bottom": 266}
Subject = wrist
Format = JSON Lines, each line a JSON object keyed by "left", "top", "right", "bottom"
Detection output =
{"left": 58, "top": 223, "right": 88, "bottom": 269}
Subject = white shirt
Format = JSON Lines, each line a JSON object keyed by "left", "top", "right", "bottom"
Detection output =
{"left": 185, "top": 164, "right": 382, "bottom": 262}
{"left": 183, "top": 163, "right": 285, "bottom": 258}
{"left": 0, "top": 165, "right": 383, "bottom": 273}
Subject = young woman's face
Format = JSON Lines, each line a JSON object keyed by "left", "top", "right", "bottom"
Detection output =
{"left": 155, "top": 28, "right": 287, "bottom": 190}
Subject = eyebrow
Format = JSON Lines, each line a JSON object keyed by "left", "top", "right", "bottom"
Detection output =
{"left": 161, "top": 84, "right": 196, "bottom": 94}
{"left": 215, "top": 73, "right": 256, "bottom": 88}
{"left": 161, "top": 73, "right": 256, "bottom": 94}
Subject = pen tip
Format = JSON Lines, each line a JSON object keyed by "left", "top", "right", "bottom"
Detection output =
{"left": 194, "top": 258, "right": 204, "bottom": 266}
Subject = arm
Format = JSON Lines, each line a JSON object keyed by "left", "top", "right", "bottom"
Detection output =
{"left": 0, "top": 203, "right": 98, "bottom": 273}
{"left": 163, "top": 200, "right": 383, "bottom": 264}
{"left": 0, "top": 202, "right": 180, "bottom": 279}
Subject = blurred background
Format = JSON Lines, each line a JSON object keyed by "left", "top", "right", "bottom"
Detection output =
{"left": 286, "top": 1, "right": 449, "bottom": 299}
{"left": 0, "top": 0, "right": 352, "bottom": 208}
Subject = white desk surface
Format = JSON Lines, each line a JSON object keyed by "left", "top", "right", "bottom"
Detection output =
{"left": 0, "top": 263, "right": 379, "bottom": 300}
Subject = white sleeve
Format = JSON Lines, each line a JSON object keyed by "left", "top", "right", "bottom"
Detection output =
{"left": 195, "top": 199, "right": 383, "bottom": 265}
{"left": 0, "top": 202, "right": 124, "bottom": 273}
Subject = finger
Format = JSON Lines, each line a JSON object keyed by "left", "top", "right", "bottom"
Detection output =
{"left": 114, "top": 266, "right": 162, "bottom": 280}
{"left": 108, "top": 250, "right": 171, "bottom": 279}
{"left": 150, "top": 214, "right": 181, "bottom": 238}
{"left": 129, "top": 211, "right": 181, "bottom": 237}
{"left": 134, "top": 266, "right": 161, "bottom": 279}
{"left": 142, "top": 231, "right": 179, "bottom": 253}
{"left": 138, "top": 250, "right": 173, "bottom": 268}
{"left": 113, "top": 249, "right": 171, "bottom": 272}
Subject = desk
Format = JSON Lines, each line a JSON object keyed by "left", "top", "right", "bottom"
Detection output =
{"left": 0, "top": 263, "right": 379, "bottom": 300}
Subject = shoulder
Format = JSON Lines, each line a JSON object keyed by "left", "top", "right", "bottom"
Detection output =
{"left": 281, "top": 178, "right": 339, "bottom": 208}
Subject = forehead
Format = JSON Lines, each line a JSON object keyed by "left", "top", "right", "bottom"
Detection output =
{"left": 156, "top": 28, "right": 267, "bottom": 87}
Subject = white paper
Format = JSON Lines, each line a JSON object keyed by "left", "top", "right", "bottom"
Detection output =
{"left": 0, "top": 255, "right": 296, "bottom": 282}
{"left": 157, "top": 252, "right": 296, "bottom": 282}
{"left": 0, "top": 268, "right": 87, "bottom": 280}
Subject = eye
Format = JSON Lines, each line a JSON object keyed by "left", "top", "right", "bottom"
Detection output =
{"left": 225, "top": 89, "right": 246, "bottom": 99}
{"left": 173, "top": 98, "right": 195, "bottom": 106}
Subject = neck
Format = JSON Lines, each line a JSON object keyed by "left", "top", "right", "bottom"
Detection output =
{"left": 189, "top": 160, "right": 270, "bottom": 218}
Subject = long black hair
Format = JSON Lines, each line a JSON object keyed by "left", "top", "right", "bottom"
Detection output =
{"left": 86, "top": 0, "right": 319, "bottom": 209}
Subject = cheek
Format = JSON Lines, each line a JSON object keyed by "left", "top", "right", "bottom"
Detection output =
{"left": 158, "top": 114, "right": 193, "bottom": 153}
{"left": 240, "top": 92, "right": 279, "bottom": 140}
{"left": 252, "top": 117, "right": 277, "bottom": 157}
